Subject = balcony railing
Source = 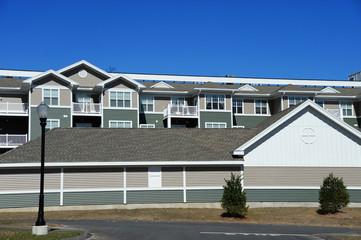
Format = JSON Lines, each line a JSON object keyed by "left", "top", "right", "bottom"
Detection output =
{"left": 164, "top": 104, "right": 198, "bottom": 118}
{"left": 0, "top": 134, "right": 27, "bottom": 147}
{"left": 73, "top": 103, "right": 101, "bottom": 114}
{"left": 0, "top": 103, "right": 28, "bottom": 114}
{"left": 326, "top": 108, "right": 342, "bottom": 119}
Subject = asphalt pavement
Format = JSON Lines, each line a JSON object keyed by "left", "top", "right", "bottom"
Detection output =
{"left": 55, "top": 220, "right": 361, "bottom": 240}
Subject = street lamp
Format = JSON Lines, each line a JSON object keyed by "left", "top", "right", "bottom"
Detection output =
{"left": 32, "top": 101, "right": 49, "bottom": 235}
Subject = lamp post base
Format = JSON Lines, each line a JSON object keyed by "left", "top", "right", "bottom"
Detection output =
{"left": 32, "top": 225, "right": 48, "bottom": 235}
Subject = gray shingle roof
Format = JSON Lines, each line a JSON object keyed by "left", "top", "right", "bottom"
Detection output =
{"left": 0, "top": 128, "right": 259, "bottom": 164}
{"left": 0, "top": 78, "right": 24, "bottom": 88}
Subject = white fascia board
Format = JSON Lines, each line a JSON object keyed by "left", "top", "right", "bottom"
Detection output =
{"left": 123, "top": 73, "right": 361, "bottom": 88}
{"left": 0, "top": 69, "right": 43, "bottom": 78}
{"left": 141, "top": 90, "right": 189, "bottom": 95}
{"left": 96, "top": 75, "right": 145, "bottom": 89}
{"left": 57, "top": 60, "right": 112, "bottom": 79}
{"left": 22, "top": 70, "right": 79, "bottom": 87}
{"left": 233, "top": 93, "right": 271, "bottom": 97}
{"left": 0, "top": 161, "right": 244, "bottom": 168}
{"left": 193, "top": 88, "right": 235, "bottom": 92}
{"left": 315, "top": 95, "right": 359, "bottom": 100}
{"left": 0, "top": 87, "right": 23, "bottom": 93}
{"left": 150, "top": 81, "right": 174, "bottom": 89}
{"left": 233, "top": 100, "right": 361, "bottom": 156}
{"left": 279, "top": 90, "right": 319, "bottom": 94}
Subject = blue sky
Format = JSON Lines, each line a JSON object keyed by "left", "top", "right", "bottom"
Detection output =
{"left": 0, "top": 0, "right": 360, "bottom": 80}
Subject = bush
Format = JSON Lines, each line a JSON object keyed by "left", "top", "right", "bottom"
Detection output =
{"left": 221, "top": 173, "right": 248, "bottom": 218}
{"left": 319, "top": 173, "right": 350, "bottom": 214}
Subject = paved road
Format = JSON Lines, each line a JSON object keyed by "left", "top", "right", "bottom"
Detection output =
{"left": 55, "top": 220, "right": 360, "bottom": 240}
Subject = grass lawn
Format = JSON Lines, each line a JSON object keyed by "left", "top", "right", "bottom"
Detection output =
{"left": 1, "top": 207, "right": 361, "bottom": 228}
{"left": 0, "top": 228, "right": 82, "bottom": 240}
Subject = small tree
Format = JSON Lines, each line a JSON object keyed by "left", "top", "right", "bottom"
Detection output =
{"left": 319, "top": 173, "right": 350, "bottom": 214}
{"left": 221, "top": 173, "right": 248, "bottom": 218}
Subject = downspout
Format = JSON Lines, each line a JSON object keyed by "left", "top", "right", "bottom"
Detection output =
{"left": 197, "top": 89, "right": 201, "bottom": 128}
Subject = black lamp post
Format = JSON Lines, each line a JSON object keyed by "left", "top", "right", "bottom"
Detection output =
{"left": 35, "top": 101, "right": 49, "bottom": 228}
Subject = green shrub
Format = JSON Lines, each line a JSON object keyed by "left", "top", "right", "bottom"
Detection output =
{"left": 221, "top": 173, "right": 248, "bottom": 218}
{"left": 319, "top": 173, "right": 350, "bottom": 214}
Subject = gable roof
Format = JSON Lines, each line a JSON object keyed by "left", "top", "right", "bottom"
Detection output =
{"left": 95, "top": 74, "right": 146, "bottom": 90}
{"left": 233, "top": 100, "right": 361, "bottom": 156}
{"left": 21, "top": 70, "right": 79, "bottom": 91}
{"left": 57, "top": 60, "right": 112, "bottom": 79}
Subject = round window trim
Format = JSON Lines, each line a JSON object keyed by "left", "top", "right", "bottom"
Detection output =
{"left": 78, "top": 69, "right": 87, "bottom": 78}
{"left": 301, "top": 127, "right": 316, "bottom": 144}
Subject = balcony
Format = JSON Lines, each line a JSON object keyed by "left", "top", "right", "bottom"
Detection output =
{"left": 0, "top": 103, "right": 28, "bottom": 115}
{"left": 326, "top": 108, "right": 342, "bottom": 119}
{"left": 164, "top": 104, "right": 198, "bottom": 118}
{"left": 0, "top": 134, "right": 27, "bottom": 148}
{"left": 73, "top": 103, "right": 101, "bottom": 115}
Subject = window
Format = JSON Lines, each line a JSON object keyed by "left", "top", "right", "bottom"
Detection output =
{"left": 76, "top": 94, "right": 91, "bottom": 103}
{"left": 255, "top": 100, "right": 267, "bottom": 114}
{"left": 232, "top": 99, "right": 243, "bottom": 114}
{"left": 140, "top": 96, "right": 154, "bottom": 112}
{"left": 340, "top": 102, "right": 352, "bottom": 116}
{"left": 43, "top": 89, "right": 59, "bottom": 106}
{"left": 171, "top": 97, "right": 185, "bottom": 105}
{"left": 46, "top": 119, "right": 59, "bottom": 132}
{"left": 289, "top": 96, "right": 307, "bottom": 107}
{"left": 205, "top": 122, "right": 227, "bottom": 128}
{"left": 140, "top": 124, "right": 155, "bottom": 128}
{"left": 315, "top": 101, "right": 324, "bottom": 108}
{"left": 206, "top": 95, "right": 224, "bottom": 110}
{"left": 109, "top": 121, "right": 132, "bottom": 128}
{"left": 110, "top": 91, "right": 131, "bottom": 108}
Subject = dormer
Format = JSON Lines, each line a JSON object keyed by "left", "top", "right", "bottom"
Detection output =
{"left": 320, "top": 87, "right": 340, "bottom": 94}
{"left": 150, "top": 81, "right": 174, "bottom": 89}
{"left": 238, "top": 84, "right": 259, "bottom": 92}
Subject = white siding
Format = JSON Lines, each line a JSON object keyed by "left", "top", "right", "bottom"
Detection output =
{"left": 244, "top": 108, "right": 361, "bottom": 167}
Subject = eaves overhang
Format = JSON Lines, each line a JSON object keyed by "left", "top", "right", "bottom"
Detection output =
{"left": 95, "top": 74, "right": 146, "bottom": 92}
{"left": 57, "top": 60, "right": 112, "bottom": 79}
{"left": 141, "top": 90, "right": 189, "bottom": 96}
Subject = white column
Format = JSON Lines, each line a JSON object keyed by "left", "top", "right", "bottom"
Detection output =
{"left": 60, "top": 168, "right": 64, "bottom": 206}
{"left": 123, "top": 167, "right": 127, "bottom": 204}
{"left": 183, "top": 166, "right": 186, "bottom": 203}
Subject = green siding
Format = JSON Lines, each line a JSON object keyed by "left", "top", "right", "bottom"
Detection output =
{"left": 139, "top": 113, "right": 164, "bottom": 128}
{"left": 127, "top": 190, "right": 183, "bottom": 203}
{"left": 245, "top": 189, "right": 319, "bottom": 202}
{"left": 30, "top": 107, "right": 71, "bottom": 139}
{"left": 233, "top": 115, "right": 269, "bottom": 128}
{"left": 343, "top": 117, "right": 360, "bottom": 129}
{"left": 63, "top": 191, "right": 123, "bottom": 206}
{"left": 186, "top": 189, "right": 223, "bottom": 203}
{"left": 0, "top": 193, "right": 59, "bottom": 208}
{"left": 349, "top": 190, "right": 361, "bottom": 203}
{"left": 103, "top": 109, "right": 138, "bottom": 128}
{"left": 200, "top": 112, "right": 232, "bottom": 128}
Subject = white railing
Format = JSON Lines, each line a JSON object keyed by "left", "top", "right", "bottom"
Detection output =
{"left": 327, "top": 108, "right": 342, "bottom": 119}
{"left": 73, "top": 103, "right": 101, "bottom": 114}
{"left": 0, "top": 134, "right": 27, "bottom": 147}
{"left": 0, "top": 103, "right": 28, "bottom": 114}
{"left": 164, "top": 104, "right": 198, "bottom": 118}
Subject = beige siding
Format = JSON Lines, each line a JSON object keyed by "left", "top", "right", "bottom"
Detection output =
{"left": 186, "top": 167, "right": 241, "bottom": 187}
{"left": 126, "top": 167, "right": 148, "bottom": 187}
{"left": 244, "top": 99, "right": 254, "bottom": 114}
{"left": 63, "top": 168, "right": 123, "bottom": 189}
{"left": 244, "top": 167, "right": 361, "bottom": 187}
{"left": 103, "top": 91, "right": 109, "bottom": 107}
{"left": 162, "top": 167, "right": 183, "bottom": 187}
{"left": 155, "top": 96, "right": 170, "bottom": 112}
{"left": 105, "top": 79, "right": 136, "bottom": 90}
{"left": 200, "top": 94, "right": 205, "bottom": 110}
{"left": 0, "top": 169, "right": 60, "bottom": 191}
{"left": 33, "top": 76, "right": 69, "bottom": 87}
{"left": 132, "top": 92, "right": 138, "bottom": 108}
{"left": 324, "top": 101, "right": 339, "bottom": 110}
{"left": 60, "top": 89, "right": 71, "bottom": 106}
{"left": 64, "top": 67, "right": 107, "bottom": 86}
{"left": 282, "top": 96, "right": 288, "bottom": 110}
{"left": 225, "top": 95, "right": 231, "bottom": 110}
{"left": 31, "top": 88, "right": 43, "bottom": 105}
{"left": 0, "top": 95, "right": 27, "bottom": 103}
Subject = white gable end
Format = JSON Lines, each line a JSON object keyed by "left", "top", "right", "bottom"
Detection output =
{"left": 238, "top": 84, "right": 258, "bottom": 91}
{"left": 150, "top": 81, "right": 174, "bottom": 89}
{"left": 244, "top": 108, "right": 361, "bottom": 167}
{"left": 320, "top": 87, "right": 340, "bottom": 93}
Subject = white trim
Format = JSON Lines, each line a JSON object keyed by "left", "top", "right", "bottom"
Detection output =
{"left": 254, "top": 99, "right": 268, "bottom": 115}
{"left": 57, "top": 60, "right": 111, "bottom": 78}
{"left": 60, "top": 168, "right": 64, "bottom": 206}
{"left": 233, "top": 100, "right": 361, "bottom": 156}
{"left": 139, "top": 124, "right": 155, "bottom": 128}
{"left": 109, "top": 120, "right": 132, "bottom": 128}
{"left": 232, "top": 98, "right": 243, "bottom": 114}
{"left": 108, "top": 90, "right": 132, "bottom": 109}
{"left": 183, "top": 166, "right": 186, "bottom": 203}
{"left": 233, "top": 113, "right": 271, "bottom": 117}
{"left": 287, "top": 96, "right": 308, "bottom": 108}
{"left": 102, "top": 107, "right": 138, "bottom": 110}
{"left": 205, "top": 122, "right": 227, "bottom": 128}
{"left": 123, "top": 167, "right": 127, "bottom": 204}
{"left": 204, "top": 94, "right": 226, "bottom": 111}
{"left": 45, "top": 119, "right": 60, "bottom": 131}
{"left": 0, "top": 161, "right": 244, "bottom": 168}
{"left": 28, "top": 88, "right": 31, "bottom": 141}
{"left": 139, "top": 95, "right": 154, "bottom": 113}
{"left": 339, "top": 101, "right": 353, "bottom": 117}
{"left": 22, "top": 70, "right": 78, "bottom": 90}
{"left": 42, "top": 88, "right": 60, "bottom": 107}
{"left": 321, "top": 87, "right": 340, "bottom": 94}
{"left": 150, "top": 81, "right": 174, "bottom": 89}
{"left": 33, "top": 85, "right": 69, "bottom": 90}
{"left": 238, "top": 84, "right": 259, "bottom": 92}
{"left": 96, "top": 74, "right": 145, "bottom": 89}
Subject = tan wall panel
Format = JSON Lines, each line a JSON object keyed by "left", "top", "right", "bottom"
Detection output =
{"left": 282, "top": 97, "right": 288, "bottom": 110}
{"left": 126, "top": 167, "right": 148, "bottom": 187}
{"left": 34, "top": 76, "right": 68, "bottom": 87}
{"left": 200, "top": 94, "right": 205, "bottom": 110}
{"left": 225, "top": 95, "right": 231, "bottom": 110}
{"left": 244, "top": 167, "right": 361, "bottom": 187}
{"left": 155, "top": 96, "right": 170, "bottom": 112}
{"left": 103, "top": 91, "right": 109, "bottom": 107}
{"left": 162, "top": 167, "right": 183, "bottom": 187}
{"left": 106, "top": 80, "right": 136, "bottom": 90}
{"left": 0, "top": 169, "right": 60, "bottom": 191}
{"left": 64, "top": 168, "right": 123, "bottom": 189}
{"left": 325, "top": 101, "right": 339, "bottom": 110}
{"left": 0, "top": 95, "right": 27, "bottom": 103}
{"left": 60, "top": 89, "right": 71, "bottom": 106}
{"left": 66, "top": 68, "right": 106, "bottom": 87}
{"left": 186, "top": 167, "right": 241, "bottom": 187}
{"left": 31, "top": 88, "right": 43, "bottom": 105}
{"left": 244, "top": 99, "right": 254, "bottom": 114}
{"left": 132, "top": 92, "right": 137, "bottom": 108}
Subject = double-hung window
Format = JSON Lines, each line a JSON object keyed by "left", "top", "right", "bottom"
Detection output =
{"left": 110, "top": 91, "right": 131, "bottom": 108}
{"left": 43, "top": 89, "right": 59, "bottom": 106}
{"left": 205, "top": 122, "right": 227, "bottom": 128}
{"left": 46, "top": 119, "right": 59, "bottom": 132}
{"left": 232, "top": 99, "right": 243, "bottom": 114}
{"left": 206, "top": 95, "right": 224, "bottom": 110}
{"left": 255, "top": 100, "right": 267, "bottom": 114}
{"left": 340, "top": 102, "right": 352, "bottom": 116}
{"left": 109, "top": 121, "right": 132, "bottom": 128}
{"left": 140, "top": 96, "right": 154, "bottom": 112}
{"left": 171, "top": 97, "right": 185, "bottom": 106}
{"left": 289, "top": 96, "right": 307, "bottom": 107}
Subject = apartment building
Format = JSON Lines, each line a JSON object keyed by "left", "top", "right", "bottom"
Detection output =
{"left": 1, "top": 60, "right": 361, "bottom": 153}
